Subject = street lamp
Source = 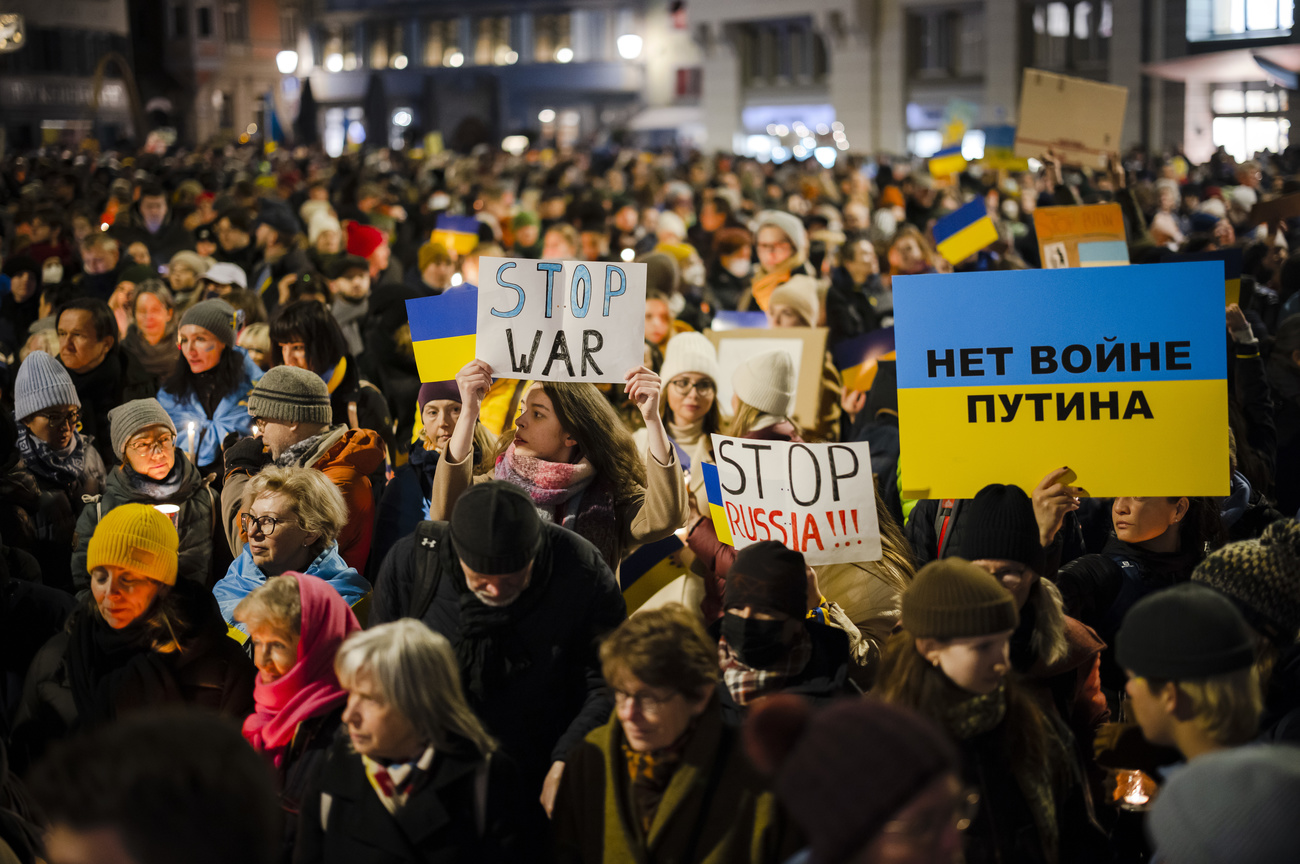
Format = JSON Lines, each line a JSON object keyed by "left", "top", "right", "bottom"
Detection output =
{"left": 276, "top": 50, "right": 298, "bottom": 75}
{"left": 555, "top": 47, "right": 573, "bottom": 63}
{"left": 616, "top": 34, "right": 642, "bottom": 60}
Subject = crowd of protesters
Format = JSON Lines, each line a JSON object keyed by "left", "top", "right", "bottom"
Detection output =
{"left": 0, "top": 134, "right": 1296, "bottom": 864}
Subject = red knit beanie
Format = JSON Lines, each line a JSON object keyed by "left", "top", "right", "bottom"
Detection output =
{"left": 346, "top": 222, "right": 385, "bottom": 258}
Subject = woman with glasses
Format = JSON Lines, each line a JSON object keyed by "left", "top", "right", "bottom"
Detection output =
{"left": 633, "top": 332, "right": 721, "bottom": 474}
{"left": 213, "top": 466, "right": 370, "bottom": 629}
{"left": 71, "top": 398, "right": 217, "bottom": 589}
{"left": 738, "top": 211, "right": 816, "bottom": 312}
{"left": 4, "top": 351, "right": 105, "bottom": 593}
{"left": 156, "top": 298, "right": 263, "bottom": 474}
{"left": 553, "top": 604, "right": 802, "bottom": 864}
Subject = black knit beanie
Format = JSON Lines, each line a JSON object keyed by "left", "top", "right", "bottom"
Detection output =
{"left": 725, "top": 541, "right": 809, "bottom": 619}
{"left": 902, "top": 558, "right": 1019, "bottom": 639}
{"left": 951, "top": 484, "right": 1046, "bottom": 573}
{"left": 1192, "top": 519, "right": 1300, "bottom": 645}
{"left": 450, "top": 481, "right": 543, "bottom": 575}
{"left": 1115, "top": 583, "right": 1255, "bottom": 680}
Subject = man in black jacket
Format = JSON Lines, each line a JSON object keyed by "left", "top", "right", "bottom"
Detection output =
{"left": 371, "top": 480, "right": 626, "bottom": 815}
{"left": 107, "top": 182, "right": 194, "bottom": 266}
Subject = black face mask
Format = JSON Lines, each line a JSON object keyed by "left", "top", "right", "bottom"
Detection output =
{"left": 722, "top": 614, "right": 790, "bottom": 669}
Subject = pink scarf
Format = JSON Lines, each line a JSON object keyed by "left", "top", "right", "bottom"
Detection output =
{"left": 242, "top": 573, "right": 361, "bottom": 767}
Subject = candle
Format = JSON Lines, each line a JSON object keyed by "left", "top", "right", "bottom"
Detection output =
{"left": 186, "top": 421, "right": 196, "bottom": 457}
{"left": 153, "top": 503, "right": 181, "bottom": 530}
{"left": 1117, "top": 769, "right": 1151, "bottom": 810}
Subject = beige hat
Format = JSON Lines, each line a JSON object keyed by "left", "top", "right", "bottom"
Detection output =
{"left": 733, "top": 350, "right": 795, "bottom": 416}
{"left": 659, "top": 332, "right": 720, "bottom": 392}
{"left": 169, "top": 250, "right": 214, "bottom": 277}
{"left": 768, "top": 275, "right": 820, "bottom": 326}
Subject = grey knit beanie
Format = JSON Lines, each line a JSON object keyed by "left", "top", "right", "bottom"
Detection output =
{"left": 14, "top": 351, "right": 80, "bottom": 421}
{"left": 180, "top": 299, "right": 238, "bottom": 347}
{"left": 247, "top": 366, "right": 333, "bottom": 426}
{"left": 108, "top": 398, "right": 177, "bottom": 458}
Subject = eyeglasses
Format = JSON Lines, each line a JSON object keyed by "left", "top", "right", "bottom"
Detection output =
{"left": 611, "top": 687, "right": 681, "bottom": 718}
{"left": 241, "top": 513, "right": 290, "bottom": 537}
{"left": 35, "top": 409, "right": 80, "bottom": 428}
{"left": 879, "top": 788, "right": 980, "bottom": 841}
{"left": 668, "top": 377, "right": 716, "bottom": 397}
{"left": 128, "top": 433, "right": 176, "bottom": 457}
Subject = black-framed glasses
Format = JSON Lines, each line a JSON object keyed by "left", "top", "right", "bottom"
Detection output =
{"left": 35, "top": 409, "right": 80, "bottom": 428}
{"left": 128, "top": 433, "right": 176, "bottom": 457}
{"left": 668, "top": 377, "right": 716, "bottom": 397}
{"left": 241, "top": 513, "right": 287, "bottom": 537}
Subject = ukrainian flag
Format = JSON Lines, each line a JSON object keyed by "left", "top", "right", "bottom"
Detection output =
{"left": 406, "top": 288, "right": 477, "bottom": 382}
{"left": 928, "top": 145, "right": 967, "bottom": 178}
{"left": 832, "top": 327, "right": 895, "bottom": 392}
{"left": 432, "top": 214, "right": 480, "bottom": 256}
{"left": 933, "top": 198, "right": 999, "bottom": 265}
{"left": 699, "top": 462, "right": 734, "bottom": 545}
{"left": 620, "top": 534, "right": 689, "bottom": 613}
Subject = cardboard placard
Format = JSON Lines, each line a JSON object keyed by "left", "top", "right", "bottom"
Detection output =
{"left": 1034, "top": 203, "right": 1129, "bottom": 269}
{"left": 705, "top": 327, "right": 828, "bottom": 432}
{"left": 1014, "top": 69, "right": 1128, "bottom": 169}
{"left": 704, "top": 437, "right": 883, "bottom": 565}
{"left": 1246, "top": 191, "right": 1300, "bottom": 228}
{"left": 892, "top": 262, "right": 1228, "bottom": 499}
{"left": 476, "top": 257, "right": 646, "bottom": 383}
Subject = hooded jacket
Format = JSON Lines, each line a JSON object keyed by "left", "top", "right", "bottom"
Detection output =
{"left": 156, "top": 348, "right": 263, "bottom": 468}
{"left": 71, "top": 452, "right": 214, "bottom": 590}
{"left": 214, "top": 541, "right": 370, "bottom": 628}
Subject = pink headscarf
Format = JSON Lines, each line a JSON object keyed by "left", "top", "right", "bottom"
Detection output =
{"left": 242, "top": 572, "right": 361, "bottom": 767}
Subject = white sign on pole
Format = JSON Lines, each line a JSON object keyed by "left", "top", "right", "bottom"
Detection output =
{"left": 709, "top": 435, "right": 882, "bottom": 565}
{"left": 476, "top": 256, "right": 647, "bottom": 383}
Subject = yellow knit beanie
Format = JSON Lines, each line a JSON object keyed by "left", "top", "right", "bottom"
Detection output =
{"left": 86, "top": 504, "right": 179, "bottom": 586}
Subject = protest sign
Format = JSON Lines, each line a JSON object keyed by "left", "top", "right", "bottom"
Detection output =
{"left": 476, "top": 256, "right": 646, "bottom": 383}
{"left": 833, "top": 327, "right": 895, "bottom": 392}
{"left": 1014, "top": 69, "right": 1128, "bottom": 168}
{"left": 407, "top": 288, "right": 477, "bottom": 382}
{"left": 701, "top": 437, "right": 883, "bottom": 565}
{"left": 705, "top": 327, "right": 827, "bottom": 429}
{"left": 1245, "top": 191, "right": 1300, "bottom": 228}
{"left": 981, "top": 126, "right": 1030, "bottom": 171}
{"left": 929, "top": 145, "right": 967, "bottom": 179}
{"left": 934, "top": 199, "right": 998, "bottom": 265}
{"left": 1152, "top": 248, "right": 1243, "bottom": 306}
{"left": 893, "top": 262, "right": 1228, "bottom": 499}
{"left": 433, "top": 214, "right": 480, "bottom": 255}
{"left": 1034, "top": 203, "right": 1129, "bottom": 269}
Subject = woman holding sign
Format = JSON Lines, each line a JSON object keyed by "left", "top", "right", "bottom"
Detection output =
{"left": 432, "top": 359, "right": 689, "bottom": 571}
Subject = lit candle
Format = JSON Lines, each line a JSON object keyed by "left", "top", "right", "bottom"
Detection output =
{"left": 186, "top": 421, "right": 197, "bottom": 458}
{"left": 153, "top": 503, "right": 181, "bottom": 530}
{"left": 1118, "top": 769, "right": 1151, "bottom": 809}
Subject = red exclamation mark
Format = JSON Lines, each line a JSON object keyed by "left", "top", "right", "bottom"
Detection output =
{"left": 850, "top": 510, "right": 860, "bottom": 543}
{"left": 825, "top": 511, "right": 839, "bottom": 547}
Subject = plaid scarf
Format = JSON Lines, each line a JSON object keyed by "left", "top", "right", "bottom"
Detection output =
{"left": 362, "top": 746, "right": 435, "bottom": 815}
{"left": 622, "top": 730, "right": 691, "bottom": 834}
{"left": 718, "top": 629, "right": 812, "bottom": 706}
{"left": 14, "top": 421, "right": 89, "bottom": 487}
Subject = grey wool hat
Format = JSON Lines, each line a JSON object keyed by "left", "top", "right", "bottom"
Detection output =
{"left": 108, "top": 399, "right": 177, "bottom": 458}
{"left": 14, "top": 351, "right": 80, "bottom": 421}
{"left": 247, "top": 366, "right": 333, "bottom": 426}
{"left": 180, "top": 299, "right": 238, "bottom": 347}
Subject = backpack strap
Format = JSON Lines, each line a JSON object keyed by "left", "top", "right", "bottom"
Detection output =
{"left": 934, "top": 499, "right": 959, "bottom": 559}
{"left": 408, "top": 521, "right": 450, "bottom": 621}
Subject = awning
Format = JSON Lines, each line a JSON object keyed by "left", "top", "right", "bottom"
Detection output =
{"left": 627, "top": 104, "right": 702, "bottom": 131}
{"left": 1143, "top": 44, "right": 1300, "bottom": 84}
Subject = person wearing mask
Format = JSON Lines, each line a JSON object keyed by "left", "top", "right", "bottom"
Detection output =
{"left": 707, "top": 227, "right": 753, "bottom": 311}
{"left": 5, "top": 351, "right": 105, "bottom": 593}
{"left": 71, "top": 399, "right": 215, "bottom": 590}
{"left": 166, "top": 249, "right": 214, "bottom": 309}
{"left": 220, "top": 365, "right": 385, "bottom": 573}
{"left": 120, "top": 281, "right": 179, "bottom": 380}
{"left": 714, "top": 542, "right": 853, "bottom": 722}
{"left": 10, "top": 505, "right": 255, "bottom": 772}
{"left": 435, "top": 359, "right": 688, "bottom": 572}
{"left": 741, "top": 211, "right": 814, "bottom": 311}
{"left": 214, "top": 466, "right": 370, "bottom": 627}
{"left": 744, "top": 694, "right": 969, "bottom": 864}
{"left": 346, "top": 221, "right": 401, "bottom": 288}
{"left": 1116, "top": 583, "right": 1261, "bottom": 762}
{"left": 296, "top": 620, "right": 544, "bottom": 863}
{"left": 553, "top": 604, "right": 802, "bottom": 864}
{"left": 875, "top": 559, "right": 1102, "bottom": 864}
{"left": 826, "top": 237, "right": 892, "bottom": 347}
{"left": 156, "top": 298, "right": 263, "bottom": 473}
{"left": 233, "top": 572, "right": 361, "bottom": 860}
{"left": 55, "top": 297, "right": 156, "bottom": 464}
{"left": 323, "top": 254, "right": 371, "bottom": 359}
{"left": 371, "top": 481, "right": 626, "bottom": 812}
{"left": 0, "top": 256, "right": 41, "bottom": 356}
{"left": 764, "top": 275, "right": 842, "bottom": 442}
{"left": 106, "top": 182, "right": 194, "bottom": 264}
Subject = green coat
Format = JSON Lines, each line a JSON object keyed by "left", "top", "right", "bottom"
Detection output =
{"left": 553, "top": 700, "right": 801, "bottom": 864}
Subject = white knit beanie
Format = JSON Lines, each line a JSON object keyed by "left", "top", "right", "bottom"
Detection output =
{"left": 659, "top": 332, "right": 720, "bottom": 392}
{"left": 733, "top": 349, "right": 795, "bottom": 417}
{"left": 308, "top": 209, "right": 343, "bottom": 245}
{"left": 14, "top": 351, "right": 80, "bottom": 422}
{"left": 656, "top": 210, "right": 688, "bottom": 244}
{"left": 755, "top": 211, "right": 808, "bottom": 254}
{"left": 768, "top": 275, "right": 820, "bottom": 326}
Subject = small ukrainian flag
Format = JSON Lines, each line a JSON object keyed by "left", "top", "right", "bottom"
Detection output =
{"left": 699, "top": 461, "right": 734, "bottom": 546}
{"left": 432, "top": 214, "right": 480, "bottom": 256}
{"left": 928, "top": 145, "right": 967, "bottom": 178}
{"left": 933, "top": 198, "right": 999, "bottom": 265}
{"left": 406, "top": 288, "right": 477, "bottom": 382}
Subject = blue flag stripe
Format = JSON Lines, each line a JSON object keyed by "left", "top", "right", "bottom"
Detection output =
{"left": 701, "top": 461, "right": 723, "bottom": 506}
{"left": 932, "top": 199, "right": 988, "bottom": 245}
{"left": 406, "top": 288, "right": 478, "bottom": 342}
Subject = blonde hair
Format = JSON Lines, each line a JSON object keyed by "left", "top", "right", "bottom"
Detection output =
{"left": 242, "top": 466, "right": 348, "bottom": 550}
{"left": 232, "top": 574, "right": 302, "bottom": 636}
{"left": 727, "top": 401, "right": 790, "bottom": 439}
{"left": 1173, "top": 669, "right": 1263, "bottom": 746}
{"left": 335, "top": 621, "right": 497, "bottom": 758}
{"left": 238, "top": 322, "right": 271, "bottom": 356}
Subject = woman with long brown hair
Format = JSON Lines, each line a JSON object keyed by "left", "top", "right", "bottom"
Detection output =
{"left": 430, "top": 359, "right": 688, "bottom": 571}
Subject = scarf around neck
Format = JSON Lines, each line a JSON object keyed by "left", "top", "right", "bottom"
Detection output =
{"left": 122, "top": 458, "right": 187, "bottom": 502}
{"left": 65, "top": 603, "right": 181, "bottom": 727}
{"left": 275, "top": 427, "right": 333, "bottom": 468}
{"left": 453, "top": 555, "right": 552, "bottom": 702}
{"left": 622, "top": 724, "right": 694, "bottom": 834}
{"left": 718, "top": 629, "right": 812, "bottom": 706}
{"left": 15, "top": 421, "right": 90, "bottom": 487}
{"left": 242, "top": 573, "right": 360, "bottom": 767}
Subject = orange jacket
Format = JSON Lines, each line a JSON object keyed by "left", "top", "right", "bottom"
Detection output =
{"left": 311, "top": 428, "right": 385, "bottom": 572}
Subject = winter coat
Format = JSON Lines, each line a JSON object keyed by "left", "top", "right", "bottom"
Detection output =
{"left": 428, "top": 441, "right": 688, "bottom": 573}
{"left": 324, "top": 354, "right": 396, "bottom": 462}
{"left": 65, "top": 346, "right": 158, "bottom": 465}
{"left": 370, "top": 521, "right": 626, "bottom": 791}
{"left": 107, "top": 204, "right": 194, "bottom": 264}
{"left": 156, "top": 348, "right": 263, "bottom": 469}
{"left": 1260, "top": 641, "right": 1300, "bottom": 743}
{"left": 710, "top": 619, "right": 854, "bottom": 726}
{"left": 553, "top": 695, "right": 802, "bottom": 864}
{"left": 277, "top": 708, "right": 344, "bottom": 864}
{"left": 214, "top": 542, "right": 371, "bottom": 629}
{"left": 370, "top": 444, "right": 437, "bottom": 577}
{"left": 1266, "top": 353, "right": 1300, "bottom": 515}
{"left": 9, "top": 580, "right": 255, "bottom": 773}
{"left": 0, "top": 445, "right": 105, "bottom": 593}
{"left": 295, "top": 733, "right": 546, "bottom": 864}
{"left": 824, "top": 269, "right": 891, "bottom": 347}
{"left": 0, "top": 547, "right": 75, "bottom": 683}
{"left": 221, "top": 425, "right": 385, "bottom": 573}
{"left": 71, "top": 454, "right": 214, "bottom": 590}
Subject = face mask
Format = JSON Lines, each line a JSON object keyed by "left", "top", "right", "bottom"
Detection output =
{"left": 725, "top": 257, "right": 751, "bottom": 278}
{"left": 721, "top": 614, "right": 790, "bottom": 669}
{"left": 429, "top": 192, "right": 451, "bottom": 210}
{"left": 43, "top": 263, "right": 64, "bottom": 284}
{"left": 682, "top": 261, "right": 706, "bottom": 287}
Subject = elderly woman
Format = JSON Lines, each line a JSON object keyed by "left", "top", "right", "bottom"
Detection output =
{"left": 233, "top": 572, "right": 360, "bottom": 860}
{"left": 10, "top": 504, "right": 255, "bottom": 773}
{"left": 156, "top": 298, "right": 263, "bottom": 473}
{"left": 553, "top": 604, "right": 801, "bottom": 864}
{"left": 120, "top": 280, "right": 179, "bottom": 379}
{"left": 72, "top": 398, "right": 215, "bottom": 589}
{"left": 295, "top": 620, "right": 542, "bottom": 864}
{"left": 5, "top": 351, "right": 104, "bottom": 593}
{"left": 213, "top": 466, "right": 370, "bottom": 627}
